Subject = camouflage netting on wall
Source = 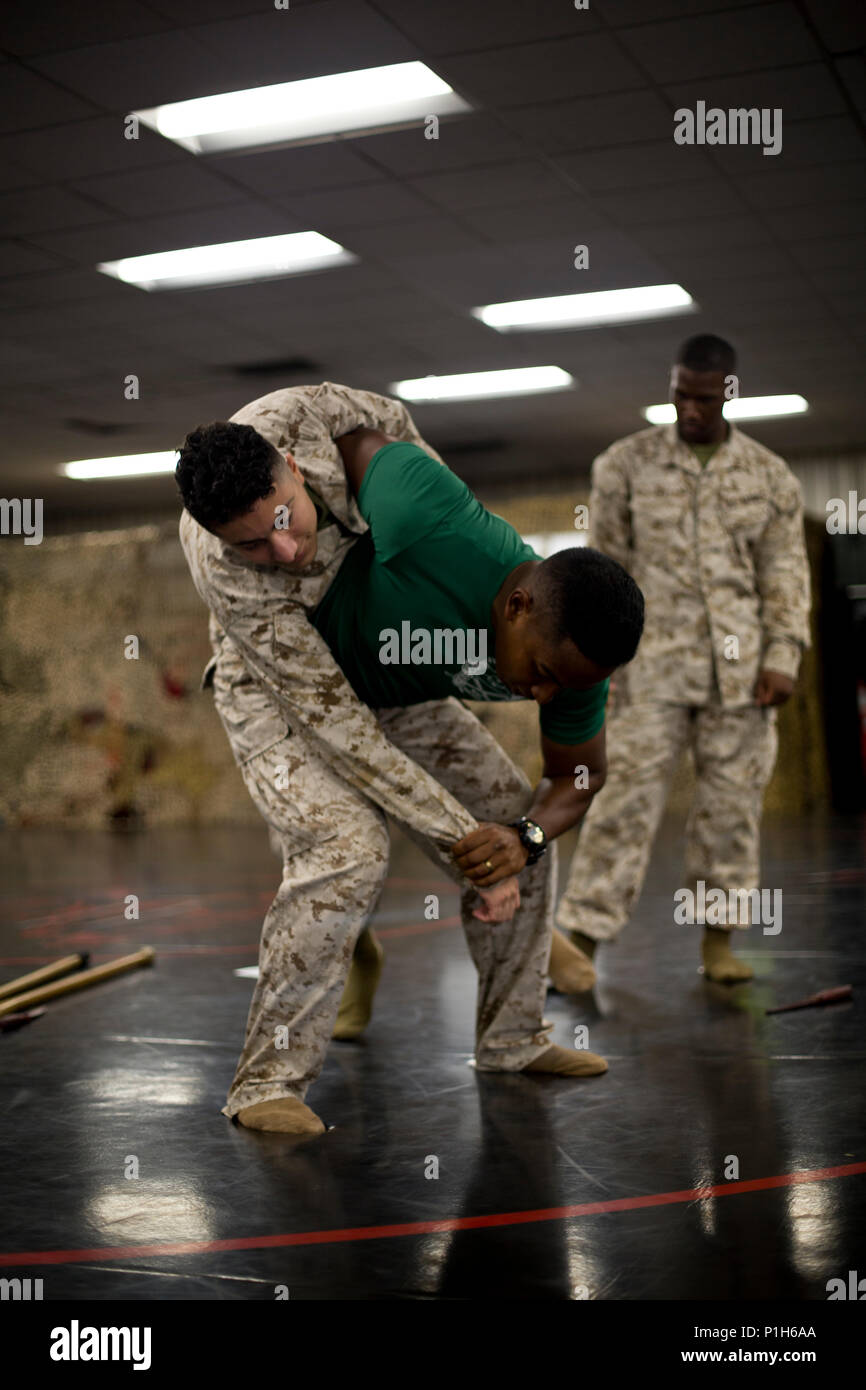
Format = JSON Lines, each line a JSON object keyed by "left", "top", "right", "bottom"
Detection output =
{"left": 0, "top": 523, "right": 256, "bottom": 829}
{"left": 0, "top": 496, "right": 828, "bottom": 829}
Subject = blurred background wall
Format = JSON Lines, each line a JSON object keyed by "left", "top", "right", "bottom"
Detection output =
{"left": 0, "top": 452, "right": 853, "bottom": 829}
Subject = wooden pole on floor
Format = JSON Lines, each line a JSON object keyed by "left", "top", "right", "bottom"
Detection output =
{"left": 0, "top": 947, "right": 155, "bottom": 1018}
{"left": 0, "top": 953, "right": 90, "bottom": 1001}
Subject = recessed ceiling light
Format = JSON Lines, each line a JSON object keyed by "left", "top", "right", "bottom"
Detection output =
{"left": 643, "top": 395, "right": 809, "bottom": 424}
{"left": 62, "top": 452, "right": 179, "bottom": 480}
{"left": 97, "top": 231, "right": 355, "bottom": 291}
{"left": 391, "top": 367, "right": 575, "bottom": 401}
{"left": 135, "top": 61, "right": 471, "bottom": 154}
{"left": 474, "top": 284, "right": 696, "bottom": 331}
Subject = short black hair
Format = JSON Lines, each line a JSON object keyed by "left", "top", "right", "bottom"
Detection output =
{"left": 533, "top": 547, "right": 644, "bottom": 669}
{"left": 175, "top": 421, "right": 284, "bottom": 530}
{"left": 676, "top": 333, "right": 737, "bottom": 376}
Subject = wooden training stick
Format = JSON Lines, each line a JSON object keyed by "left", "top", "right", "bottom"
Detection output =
{"left": 0, "top": 947, "right": 155, "bottom": 1018}
{"left": 765, "top": 984, "right": 853, "bottom": 1015}
{"left": 0, "top": 1008, "right": 46, "bottom": 1034}
{"left": 0, "top": 953, "right": 90, "bottom": 1001}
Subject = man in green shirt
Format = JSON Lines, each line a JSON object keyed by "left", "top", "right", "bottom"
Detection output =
{"left": 311, "top": 434, "right": 613, "bottom": 749}
{"left": 178, "top": 387, "right": 644, "bottom": 1133}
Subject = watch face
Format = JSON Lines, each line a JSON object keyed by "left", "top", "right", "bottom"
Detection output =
{"left": 526, "top": 823, "right": 544, "bottom": 846}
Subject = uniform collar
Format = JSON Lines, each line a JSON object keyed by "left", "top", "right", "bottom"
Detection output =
{"left": 663, "top": 421, "right": 741, "bottom": 475}
{"left": 292, "top": 448, "right": 367, "bottom": 534}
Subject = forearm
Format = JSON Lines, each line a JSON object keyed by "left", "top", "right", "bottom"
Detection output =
{"left": 311, "top": 382, "right": 446, "bottom": 463}
{"left": 761, "top": 635, "right": 803, "bottom": 682}
{"left": 526, "top": 772, "right": 604, "bottom": 842}
{"left": 755, "top": 494, "right": 811, "bottom": 671}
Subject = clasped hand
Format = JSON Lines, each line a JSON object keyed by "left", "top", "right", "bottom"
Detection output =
{"left": 450, "top": 822, "right": 529, "bottom": 924}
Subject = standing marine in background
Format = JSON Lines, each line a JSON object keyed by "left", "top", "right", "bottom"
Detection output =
{"left": 555, "top": 334, "right": 811, "bottom": 984}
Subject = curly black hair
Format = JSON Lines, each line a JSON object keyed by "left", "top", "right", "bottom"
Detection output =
{"left": 535, "top": 547, "right": 644, "bottom": 669}
{"left": 175, "top": 421, "right": 284, "bottom": 531}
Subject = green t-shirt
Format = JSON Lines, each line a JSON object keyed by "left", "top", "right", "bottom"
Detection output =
{"left": 690, "top": 443, "right": 720, "bottom": 468}
{"left": 309, "top": 442, "right": 609, "bottom": 745}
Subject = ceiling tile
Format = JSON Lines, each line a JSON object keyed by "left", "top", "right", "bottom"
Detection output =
{"left": 0, "top": 267, "right": 143, "bottom": 307}
{"left": 336, "top": 216, "right": 481, "bottom": 259}
{"left": 277, "top": 181, "right": 433, "bottom": 230}
{"left": 617, "top": 3, "right": 820, "bottom": 83}
{"left": 555, "top": 141, "right": 716, "bottom": 191}
{"left": 349, "top": 114, "right": 519, "bottom": 177}
{"left": 0, "top": 240, "right": 69, "bottom": 276}
{"left": 707, "top": 115, "right": 866, "bottom": 172}
{"left": 71, "top": 162, "right": 249, "bottom": 217}
{"left": 696, "top": 282, "right": 827, "bottom": 324}
{"left": 787, "top": 234, "right": 864, "bottom": 270}
{"left": 763, "top": 200, "right": 866, "bottom": 240}
{"left": 801, "top": 0, "right": 866, "bottom": 52}
{"left": 0, "top": 186, "right": 112, "bottom": 235}
{"left": 500, "top": 90, "right": 673, "bottom": 154}
{"left": 0, "top": 117, "right": 189, "bottom": 181}
{"left": 204, "top": 141, "right": 382, "bottom": 195}
{"left": 438, "top": 34, "right": 644, "bottom": 108}
{"left": 664, "top": 62, "right": 846, "bottom": 119}
{"left": 595, "top": 178, "right": 748, "bottom": 226}
{"left": 459, "top": 196, "right": 613, "bottom": 241}
{"left": 148, "top": 0, "right": 311, "bottom": 20}
{"left": 664, "top": 242, "right": 798, "bottom": 281}
{"left": 373, "top": 0, "right": 599, "bottom": 52}
{"left": 0, "top": 64, "right": 98, "bottom": 131}
{"left": 0, "top": 156, "right": 45, "bottom": 192}
{"left": 25, "top": 203, "right": 301, "bottom": 263}
{"left": 637, "top": 213, "right": 772, "bottom": 254}
{"left": 736, "top": 160, "right": 866, "bottom": 211}
{"left": 192, "top": 1, "right": 416, "bottom": 89}
{"left": 594, "top": 0, "right": 763, "bottom": 21}
{"left": 0, "top": 1, "right": 168, "bottom": 57}
{"left": 834, "top": 56, "right": 866, "bottom": 115}
{"left": 376, "top": 246, "right": 531, "bottom": 303}
{"left": 408, "top": 161, "right": 573, "bottom": 210}
{"left": 29, "top": 29, "right": 237, "bottom": 109}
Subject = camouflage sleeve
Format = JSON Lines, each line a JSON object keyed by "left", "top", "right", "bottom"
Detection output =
{"left": 754, "top": 473, "right": 811, "bottom": 680}
{"left": 589, "top": 445, "right": 633, "bottom": 570}
{"left": 306, "top": 381, "right": 446, "bottom": 463}
{"left": 221, "top": 591, "right": 479, "bottom": 852}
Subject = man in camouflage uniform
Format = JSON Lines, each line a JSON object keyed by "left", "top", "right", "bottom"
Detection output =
{"left": 555, "top": 335, "right": 811, "bottom": 984}
{"left": 178, "top": 383, "right": 637, "bottom": 1134}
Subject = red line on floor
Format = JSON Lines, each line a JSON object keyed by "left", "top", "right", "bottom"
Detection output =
{"left": 378, "top": 915, "right": 461, "bottom": 939}
{"left": 1, "top": 1161, "right": 863, "bottom": 1268}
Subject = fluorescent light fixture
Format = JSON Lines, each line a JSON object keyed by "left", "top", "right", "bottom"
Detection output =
{"left": 391, "top": 366, "right": 575, "bottom": 402}
{"left": 474, "top": 284, "right": 696, "bottom": 332}
{"left": 63, "top": 452, "right": 179, "bottom": 480}
{"left": 98, "top": 231, "right": 355, "bottom": 291}
{"left": 135, "top": 62, "right": 471, "bottom": 154}
{"left": 643, "top": 394, "right": 809, "bottom": 424}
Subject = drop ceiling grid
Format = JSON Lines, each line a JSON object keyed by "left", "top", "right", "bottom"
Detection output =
{"left": 0, "top": 0, "right": 862, "bottom": 498}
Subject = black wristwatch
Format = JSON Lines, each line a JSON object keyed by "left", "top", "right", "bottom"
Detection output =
{"left": 510, "top": 816, "right": 548, "bottom": 865}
